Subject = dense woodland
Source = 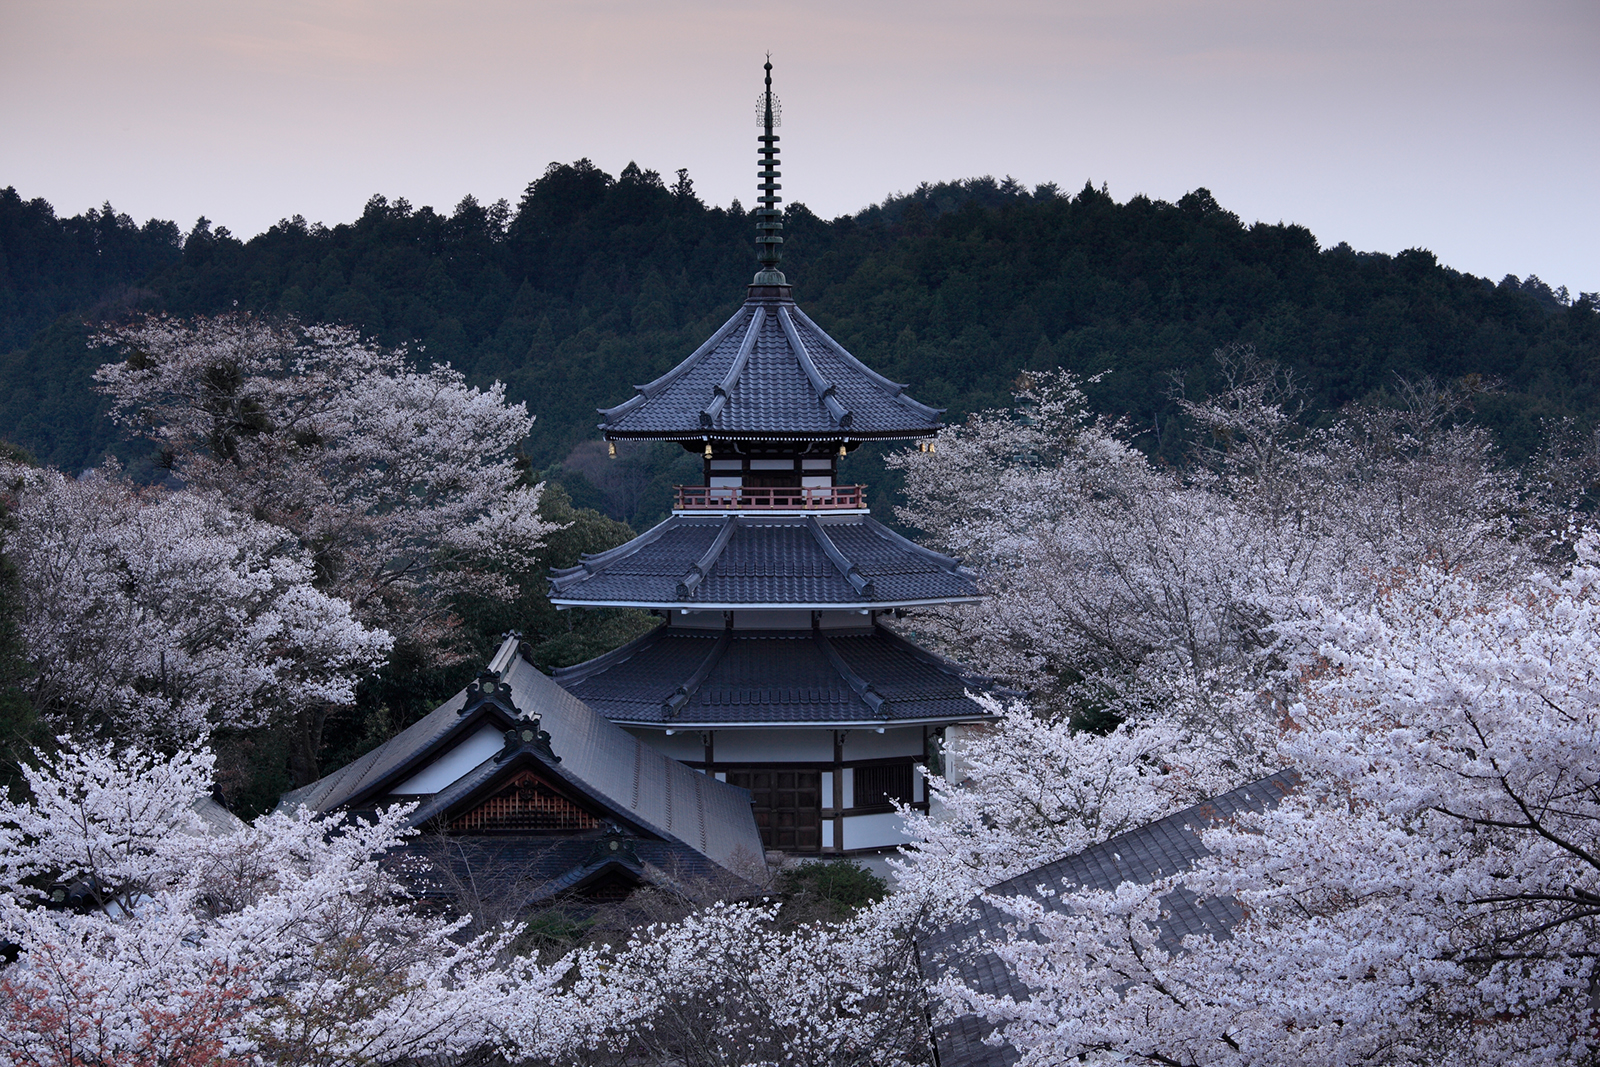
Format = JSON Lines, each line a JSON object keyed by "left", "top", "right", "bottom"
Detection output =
{"left": 2, "top": 166, "right": 1597, "bottom": 526}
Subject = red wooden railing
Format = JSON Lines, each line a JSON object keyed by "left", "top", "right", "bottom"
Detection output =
{"left": 674, "top": 485, "right": 866, "bottom": 510}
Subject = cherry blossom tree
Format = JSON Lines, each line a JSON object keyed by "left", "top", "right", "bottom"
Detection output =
{"left": 0, "top": 737, "right": 580, "bottom": 1067}
{"left": 0, "top": 464, "right": 391, "bottom": 742}
{"left": 92, "top": 314, "right": 559, "bottom": 778}
{"left": 0, "top": 737, "right": 956, "bottom": 1067}
{"left": 509, "top": 891, "right": 942, "bottom": 1067}
{"left": 941, "top": 539, "right": 1600, "bottom": 1066}
{"left": 896, "top": 696, "right": 1222, "bottom": 895}
{"left": 888, "top": 359, "right": 1527, "bottom": 776}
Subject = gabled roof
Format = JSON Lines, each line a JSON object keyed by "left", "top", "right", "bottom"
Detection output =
{"left": 553, "top": 622, "right": 999, "bottom": 728}
{"left": 921, "top": 770, "right": 1302, "bottom": 1067}
{"left": 598, "top": 294, "right": 943, "bottom": 441}
{"left": 278, "top": 636, "right": 767, "bottom": 878}
{"left": 549, "top": 512, "right": 982, "bottom": 609}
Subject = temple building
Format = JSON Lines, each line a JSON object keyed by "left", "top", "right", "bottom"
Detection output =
{"left": 279, "top": 634, "right": 766, "bottom": 904}
{"left": 549, "top": 62, "right": 995, "bottom": 855}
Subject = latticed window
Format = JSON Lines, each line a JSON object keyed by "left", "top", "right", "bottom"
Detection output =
{"left": 451, "top": 769, "right": 600, "bottom": 832}
{"left": 726, "top": 769, "right": 821, "bottom": 851}
{"left": 853, "top": 763, "right": 914, "bottom": 808}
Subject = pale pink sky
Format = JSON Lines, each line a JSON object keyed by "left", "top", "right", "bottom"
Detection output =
{"left": 2, "top": 0, "right": 1596, "bottom": 292}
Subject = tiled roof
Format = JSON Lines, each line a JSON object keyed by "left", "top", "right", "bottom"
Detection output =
{"left": 599, "top": 296, "right": 942, "bottom": 440}
{"left": 405, "top": 835, "right": 736, "bottom": 907}
{"left": 277, "top": 636, "right": 767, "bottom": 878}
{"left": 921, "top": 770, "right": 1302, "bottom": 1067}
{"left": 553, "top": 622, "right": 998, "bottom": 727}
{"left": 549, "top": 513, "right": 982, "bottom": 608}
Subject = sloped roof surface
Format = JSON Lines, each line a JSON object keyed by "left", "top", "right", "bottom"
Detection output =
{"left": 407, "top": 835, "right": 735, "bottom": 906}
{"left": 554, "top": 622, "right": 995, "bottom": 727}
{"left": 599, "top": 297, "right": 942, "bottom": 440}
{"left": 548, "top": 513, "right": 981, "bottom": 608}
{"left": 278, "top": 637, "right": 766, "bottom": 877}
{"left": 922, "top": 770, "right": 1301, "bottom": 1067}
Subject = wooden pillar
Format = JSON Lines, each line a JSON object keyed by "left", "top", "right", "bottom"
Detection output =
{"left": 832, "top": 729, "right": 845, "bottom": 853}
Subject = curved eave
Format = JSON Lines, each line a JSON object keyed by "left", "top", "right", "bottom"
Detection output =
{"left": 550, "top": 596, "right": 987, "bottom": 611}
{"left": 598, "top": 427, "right": 942, "bottom": 442}
{"left": 620, "top": 712, "right": 995, "bottom": 730}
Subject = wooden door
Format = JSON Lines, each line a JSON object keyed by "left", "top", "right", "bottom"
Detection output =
{"left": 726, "top": 769, "right": 821, "bottom": 852}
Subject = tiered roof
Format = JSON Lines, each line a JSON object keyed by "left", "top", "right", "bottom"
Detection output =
{"left": 554, "top": 622, "right": 999, "bottom": 729}
{"left": 549, "top": 512, "right": 981, "bottom": 609}
{"left": 599, "top": 299, "right": 942, "bottom": 442}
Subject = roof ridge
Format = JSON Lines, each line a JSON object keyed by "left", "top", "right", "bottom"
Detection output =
{"left": 869, "top": 623, "right": 1003, "bottom": 690}
{"left": 789, "top": 305, "right": 945, "bottom": 419}
{"left": 817, "top": 631, "right": 890, "bottom": 718}
{"left": 860, "top": 515, "right": 979, "bottom": 577}
{"left": 777, "top": 306, "right": 851, "bottom": 427}
{"left": 985, "top": 768, "right": 1303, "bottom": 898}
{"left": 550, "top": 512, "right": 680, "bottom": 589}
{"left": 678, "top": 516, "right": 740, "bottom": 599}
{"left": 663, "top": 628, "right": 732, "bottom": 718}
{"left": 806, "top": 515, "right": 874, "bottom": 597}
{"left": 701, "top": 307, "right": 766, "bottom": 428}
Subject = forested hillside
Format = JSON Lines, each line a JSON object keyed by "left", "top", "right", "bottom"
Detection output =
{"left": 2, "top": 164, "right": 1597, "bottom": 526}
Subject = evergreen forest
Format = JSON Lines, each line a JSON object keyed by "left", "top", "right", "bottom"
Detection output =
{"left": 3, "top": 165, "right": 1597, "bottom": 531}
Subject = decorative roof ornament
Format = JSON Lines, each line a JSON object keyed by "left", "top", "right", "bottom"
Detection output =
{"left": 754, "top": 56, "right": 786, "bottom": 286}
{"left": 593, "top": 57, "right": 945, "bottom": 443}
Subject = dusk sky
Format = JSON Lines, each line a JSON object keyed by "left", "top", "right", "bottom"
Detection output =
{"left": 2, "top": 0, "right": 1596, "bottom": 294}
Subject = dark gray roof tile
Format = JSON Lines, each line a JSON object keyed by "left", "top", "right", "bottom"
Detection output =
{"left": 549, "top": 513, "right": 981, "bottom": 608}
{"left": 554, "top": 623, "right": 996, "bottom": 727}
{"left": 921, "top": 770, "right": 1302, "bottom": 1067}
{"left": 599, "top": 297, "right": 942, "bottom": 441}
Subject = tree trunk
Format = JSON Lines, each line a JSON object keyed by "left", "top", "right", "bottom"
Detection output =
{"left": 287, "top": 703, "right": 332, "bottom": 787}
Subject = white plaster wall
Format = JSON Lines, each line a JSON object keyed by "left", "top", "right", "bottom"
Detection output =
{"left": 942, "top": 722, "right": 996, "bottom": 785}
{"left": 391, "top": 725, "right": 504, "bottom": 794}
{"left": 839, "top": 727, "right": 923, "bottom": 761}
{"left": 712, "top": 728, "right": 834, "bottom": 763}
{"left": 818, "top": 610, "right": 872, "bottom": 630}
{"left": 841, "top": 812, "right": 909, "bottom": 851}
{"left": 840, "top": 767, "right": 855, "bottom": 808}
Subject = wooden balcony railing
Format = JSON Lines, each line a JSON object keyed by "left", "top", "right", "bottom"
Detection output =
{"left": 674, "top": 485, "right": 866, "bottom": 510}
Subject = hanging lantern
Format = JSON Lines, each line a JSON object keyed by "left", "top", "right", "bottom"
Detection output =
{"left": 607, "top": 441, "right": 617, "bottom": 459}
{"left": 704, "top": 441, "right": 714, "bottom": 460}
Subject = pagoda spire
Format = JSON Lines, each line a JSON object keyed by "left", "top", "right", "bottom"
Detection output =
{"left": 753, "top": 56, "right": 786, "bottom": 286}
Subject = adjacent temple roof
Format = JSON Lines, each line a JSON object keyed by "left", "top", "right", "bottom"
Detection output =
{"left": 598, "top": 298, "right": 943, "bottom": 441}
{"left": 921, "top": 770, "right": 1302, "bottom": 1067}
{"left": 278, "top": 635, "right": 766, "bottom": 882}
{"left": 553, "top": 622, "right": 997, "bottom": 728}
{"left": 549, "top": 512, "right": 982, "bottom": 609}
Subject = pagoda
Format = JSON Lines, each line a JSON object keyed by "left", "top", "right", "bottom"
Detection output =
{"left": 550, "top": 61, "right": 995, "bottom": 855}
